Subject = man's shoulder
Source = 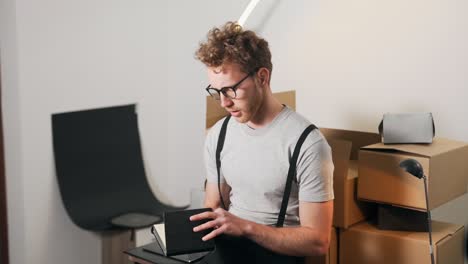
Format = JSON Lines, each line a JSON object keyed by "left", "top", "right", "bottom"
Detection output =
{"left": 285, "top": 109, "right": 311, "bottom": 125}
{"left": 281, "top": 108, "right": 326, "bottom": 147}
{"left": 206, "top": 116, "right": 231, "bottom": 136}
{"left": 281, "top": 108, "right": 316, "bottom": 133}
{"left": 205, "top": 115, "right": 237, "bottom": 148}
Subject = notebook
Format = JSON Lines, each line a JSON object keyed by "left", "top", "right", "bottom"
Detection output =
{"left": 143, "top": 241, "right": 209, "bottom": 263}
{"left": 150, "top": 208, "right": 215, "bottom": 261}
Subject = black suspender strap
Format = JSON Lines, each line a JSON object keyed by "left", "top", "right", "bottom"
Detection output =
{"left": 276, "top": 124, "right": 317, "bottom": 227}
{"left": 215, "top": 115, "right": 232, "bottom": 210}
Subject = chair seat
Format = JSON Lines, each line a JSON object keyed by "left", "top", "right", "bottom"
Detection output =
{"left": 111, "top": 212, "right": 162, "bottom": 229}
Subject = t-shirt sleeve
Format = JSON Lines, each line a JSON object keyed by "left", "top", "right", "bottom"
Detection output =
{"left": 296, "top": 131, "right": 334, "bottom": 202}
{"left": 204, "top": 121, "right": 226, "bottom": 184}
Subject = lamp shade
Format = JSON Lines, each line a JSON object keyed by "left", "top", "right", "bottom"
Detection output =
{"left": 399, "top": 159, "right": 424, "bottom": 179}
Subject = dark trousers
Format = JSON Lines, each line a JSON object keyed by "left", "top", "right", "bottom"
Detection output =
{"left": 203, "top": 235, "right": 304, "bottom": 264}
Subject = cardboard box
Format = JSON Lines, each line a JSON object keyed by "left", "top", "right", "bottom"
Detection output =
{"left": 305, "top": 227, "right": 337, "bottom": 264}
{"left": 358, "top": 138, "right": 468, "bottom": 211}
{"left": 340, "top": 221, "right": 465, "bottom": 264}
{"left": 320, "top": 128, "right": 380, "bottom": 228}
{"left": 206, "top": 90, "right": 296, "bottom": 129}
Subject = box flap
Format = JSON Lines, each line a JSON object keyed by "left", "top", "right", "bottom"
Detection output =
{"left": 327, "top": 138, "right": 352, "bottom": 162}
{"left": 327, "top": 139, "right": 351, "bottom": 228}
{"left": 435, "top": 224, "right": 464, "bottom": 246}
{"left": 347, "top": 160, "right": 358, "bottom": 180}
{"left": 361, "top": 138, "right": 468, "bottom": 157}
{"left": 411, "top": 221, "right": 463, "bottom": 243}
{"left": 320, "top": 128, "right": 381, "bottom": 160}
{"left": 436, "top": 224, "right": 465, "bottom": 264}
{"left": 354, "top": 221, "right": 463, "bottom": 244}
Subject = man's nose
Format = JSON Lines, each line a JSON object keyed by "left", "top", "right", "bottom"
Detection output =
{"left": 220, "top": 93, "right": 234, "bottom": 108}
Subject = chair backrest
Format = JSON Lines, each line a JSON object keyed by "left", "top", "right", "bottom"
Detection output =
{"left": 52, "top": 104, "right": 182, "bottom": 231}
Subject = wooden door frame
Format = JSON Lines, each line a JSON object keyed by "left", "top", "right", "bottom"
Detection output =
{"left": 0, "top": 61, "right": 9, "bottom": 264}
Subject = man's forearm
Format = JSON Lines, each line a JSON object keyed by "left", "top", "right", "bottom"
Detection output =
{"left": 243, "top": 221, "right": 330, "bottom": 257}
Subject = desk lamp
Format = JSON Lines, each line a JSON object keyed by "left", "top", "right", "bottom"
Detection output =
{"left": 399, "top": 159, "right": 435, "bottom": 264}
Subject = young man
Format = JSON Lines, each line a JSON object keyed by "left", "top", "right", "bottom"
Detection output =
{"left": 190, "top": 22, "right": 334, "bottom": 259}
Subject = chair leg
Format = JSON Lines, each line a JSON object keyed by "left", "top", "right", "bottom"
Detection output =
{"left": 102, "top": 229, "right": 135, "bottom": 264}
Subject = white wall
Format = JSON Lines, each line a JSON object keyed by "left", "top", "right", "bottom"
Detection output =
{"left": 1, "top": 0, "right": 467, "bottom": 264}
{"left": 1, "top": 0, "right": 26, "bottom": 263}
{"left": 164, "top": 1, "right": 251, "bottom": 206}
{"left": 1, "top": 0, "right": 250, "bottom": 263}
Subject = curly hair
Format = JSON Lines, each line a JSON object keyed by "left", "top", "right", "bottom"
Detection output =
{"left": 195, "top": 21, "right": 272, "bottom": 75}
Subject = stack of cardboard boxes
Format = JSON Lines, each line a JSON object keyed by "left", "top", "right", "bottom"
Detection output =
{"left": 319, "top": 128, "right": 381, "bottom": 264}
{"left": 322, "top": 127, "right": 468, "bottom": 264}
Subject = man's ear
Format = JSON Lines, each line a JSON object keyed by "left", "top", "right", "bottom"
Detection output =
{"left": 257, "top": 68, "right": 270, "bottom": 86}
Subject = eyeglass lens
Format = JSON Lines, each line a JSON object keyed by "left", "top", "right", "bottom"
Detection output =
{"left": 208, "top": 88, "right": 236, "bottom": 100}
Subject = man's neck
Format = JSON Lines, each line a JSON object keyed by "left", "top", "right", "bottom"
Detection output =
{"left": 246, "top": 95, "right": 284, "bottom": 130}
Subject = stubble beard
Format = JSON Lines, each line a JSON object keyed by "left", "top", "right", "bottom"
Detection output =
{"left": 238, "top": 84, "right": 264, "bottom": 124}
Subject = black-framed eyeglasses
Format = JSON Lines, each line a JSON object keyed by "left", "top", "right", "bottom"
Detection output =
{"left": 205, "top": 72, "right": 254, "bottom": 100}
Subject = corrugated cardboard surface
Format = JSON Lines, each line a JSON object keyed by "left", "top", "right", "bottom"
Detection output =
{"left": 363, "top": 137, "right": 466, "bottom": 157}
{"left": 305, "top": 227, "right": 337, "bottom": 264}
{"left": 340, "top": 221, "right": 465, "bottom": 264}
{"left": 345, "top": 163, "right": 373, "bottom": 229}
{"left": 320, "top": 128, "right": 382, "bottom": 160}
{"left": 320, "top": 129, "right": 379, "bottom": 229}
{"left": 206, "top": 90, "right": 296, "bottom": 129}
{"left": 358, "top": 138, "right": 468, "bottom": 210}
{"left": 327, "top": 139, "right": 352, "bottom": 228}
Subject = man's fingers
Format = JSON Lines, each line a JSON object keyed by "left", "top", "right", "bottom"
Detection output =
{"left": 193, "top": 219, "right": 219, "bottom": 232}
{"left": 202, "top": 225, "right": 225, "bottom": 241}
{"left": 189, "top": 211, "right": 217, "bottom": 221}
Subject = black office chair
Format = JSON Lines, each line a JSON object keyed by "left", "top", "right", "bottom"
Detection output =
{"left": 52, "top": 104, "right": 185, "bottom": 231}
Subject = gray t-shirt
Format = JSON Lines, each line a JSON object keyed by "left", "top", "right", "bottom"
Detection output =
{"left": 204, "top": 106, "right": 334, "bottom": 226}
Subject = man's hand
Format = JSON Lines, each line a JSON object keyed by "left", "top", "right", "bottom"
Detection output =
{"left": 190, "top": 208, "right": 249, "bottom": 241}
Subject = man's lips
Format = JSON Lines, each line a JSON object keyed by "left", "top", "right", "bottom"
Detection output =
{"left": 228, "top": 110, "right": 241, "bottom": 117}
